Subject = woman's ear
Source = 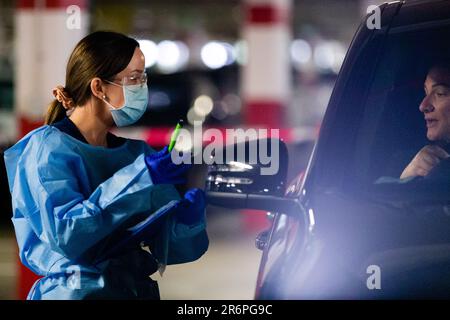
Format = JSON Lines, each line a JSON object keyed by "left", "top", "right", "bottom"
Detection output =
{"left": 90, "top": 77, "right": 106, "bottom": 100}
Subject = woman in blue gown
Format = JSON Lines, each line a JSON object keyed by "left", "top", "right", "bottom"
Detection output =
{"left": 3, "top": 31, "right": 208, "bottom": 300}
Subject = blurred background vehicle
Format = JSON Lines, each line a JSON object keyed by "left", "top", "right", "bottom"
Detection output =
{"left": 0, "top": 0, "right": 383, "bottom": 299}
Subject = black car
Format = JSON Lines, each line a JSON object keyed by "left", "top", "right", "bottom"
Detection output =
{"left": 205, "top": 0, "right": 450, "bottom": 299}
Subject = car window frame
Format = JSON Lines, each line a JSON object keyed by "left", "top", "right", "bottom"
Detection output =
{"left": 306, "top": 14, "right": 450, "bottom": 197}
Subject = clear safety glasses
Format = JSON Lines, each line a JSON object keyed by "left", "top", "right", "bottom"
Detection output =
{"left": 105, "top": 72, "right": 148, "bottom": 88}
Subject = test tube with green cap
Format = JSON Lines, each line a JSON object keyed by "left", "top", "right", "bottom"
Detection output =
{"left": 168, "top": 120, "right": 183, "bottom": 152}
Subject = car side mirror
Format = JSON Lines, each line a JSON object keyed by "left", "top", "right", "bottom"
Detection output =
{"left": 205, "top": 138, "right": 297, "bottom": 212}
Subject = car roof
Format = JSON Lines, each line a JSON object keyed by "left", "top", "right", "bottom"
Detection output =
{"left": 403, "top": 0, "right": 447, "bottom": 5}
{"left": 390, "top": 0, "right": 450, "bottom": 28}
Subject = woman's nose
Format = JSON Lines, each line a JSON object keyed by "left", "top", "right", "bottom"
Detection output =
{"left": 419, "top": 94, "right": 434, "bottom": 113}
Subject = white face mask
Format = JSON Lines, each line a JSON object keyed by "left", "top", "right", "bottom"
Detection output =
{"left": 103, "top": 82, "right": 149, "bottom": 127}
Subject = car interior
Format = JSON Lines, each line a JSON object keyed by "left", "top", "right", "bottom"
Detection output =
{"left": 349, "top": 25, "right": 450, "bottom": 194}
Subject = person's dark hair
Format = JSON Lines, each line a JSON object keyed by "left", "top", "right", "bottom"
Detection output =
{"left": 45, "top": 31, "right": 139, "bottom": 125}
{"left": 428, "top": 60, "right": 450, "bottom": 75}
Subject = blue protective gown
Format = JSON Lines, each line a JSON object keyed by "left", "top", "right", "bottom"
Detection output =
{"left": 3, "top": 123, "right": 208, "bottom": 300}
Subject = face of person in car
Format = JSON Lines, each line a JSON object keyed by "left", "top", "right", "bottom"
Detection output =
{"left": 420, "top": 66, "right": 450, "bottom": 142}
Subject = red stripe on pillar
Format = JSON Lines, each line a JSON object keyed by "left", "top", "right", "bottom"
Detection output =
{"left": 18, "top": 260, "right": 41, "bottom": 300}
{"left": 244, "top": 100, "right": 285, "bottom": 127}
{"left": 245, "top": 4, "right": 289, "bottom": 25}
{"left": 18, "top": 116, "right": 44, "bottom": 299}
{"left": 243, "top": 99, "right": 285, "bottom": 231}
{"left": 19, "top": 116, "right": 44, "bottom": 138}
{"left": 17, "top": 0, "right": 35, "bottom": 8}
{"left": 17, "top": 0, "right": 87, "bottom": 9}
{"left": 46, "top": 0, "right": 88, "bottom": 9}
{"left": 243, "top": 99, "right": 285, "bottom": 232}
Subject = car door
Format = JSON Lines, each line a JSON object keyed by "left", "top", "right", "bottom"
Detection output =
{"left": 257, "top": 1, "right": 450, "bottom": 299}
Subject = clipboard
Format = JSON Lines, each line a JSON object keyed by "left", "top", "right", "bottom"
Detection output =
{"left": 94, "top": 200, "right": 180, "bottom": 264}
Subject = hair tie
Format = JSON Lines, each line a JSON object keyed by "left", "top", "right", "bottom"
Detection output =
{"left": 52, "top": 86, "right": 75, "bottom": 111}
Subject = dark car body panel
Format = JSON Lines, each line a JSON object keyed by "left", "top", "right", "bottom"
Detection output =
{"left": 256, "top": 0, "right": 450, "bottom": 299}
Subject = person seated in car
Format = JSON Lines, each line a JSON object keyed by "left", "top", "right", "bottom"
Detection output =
{"left": 400, "top": 63, "right": 450, "bottom": 180}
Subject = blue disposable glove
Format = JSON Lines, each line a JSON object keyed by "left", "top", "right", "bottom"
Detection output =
{"left": 145, "top": 146, "right": 191, "bottom": 185}
{"left": 174, "top": 188, "right": 206, "bottom": 225}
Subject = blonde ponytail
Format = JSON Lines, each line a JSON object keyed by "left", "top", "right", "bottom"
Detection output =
{"left": 45, "top": 100, "right": 66, "bottom": 125}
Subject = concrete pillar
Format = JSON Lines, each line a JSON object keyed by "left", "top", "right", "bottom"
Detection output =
{"left": 240, "top": 0, "right": 292, "bottom": 233}
{"left": 241, "top": 0, "right": 292, "bottom": 128}
{"left": 15, "top": 0, "right": 88, "bottom": 299}
{"left": 15, "top": 0, "right": 88, "bottom": 136}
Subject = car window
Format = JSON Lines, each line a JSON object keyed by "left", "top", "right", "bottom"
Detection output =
{"left": 317, "top": 23, "right": 450, "bottom": 199}
{"left": 309, "top": 29, "right": 385, "bottom": 191}
{"left": 352, "top": 26, "right": 450, "bottom": 184}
